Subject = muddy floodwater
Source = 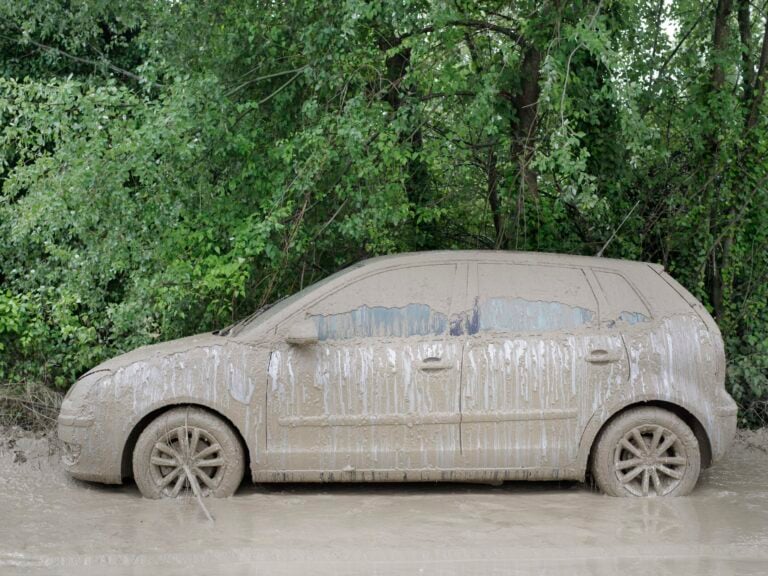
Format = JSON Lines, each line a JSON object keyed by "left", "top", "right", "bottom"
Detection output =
{"left": 1, "top": 430, "right": 767, "bottom": 576}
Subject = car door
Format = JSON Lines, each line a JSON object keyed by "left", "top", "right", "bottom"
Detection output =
{"left": 588, "top": 268, "right": 658, "bottom": 406}
{"left": 459, "top": 262, "right": 628, "bottom": 473}
{"left": 266, "top": 262, "right": 467, "bottom": 477}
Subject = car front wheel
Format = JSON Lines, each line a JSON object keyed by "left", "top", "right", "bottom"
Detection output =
{"left": 132, "top": 407, "right": 245, "bottom": 499}
{"left": 591, "top": 407, "right": 701, "bottom": 497}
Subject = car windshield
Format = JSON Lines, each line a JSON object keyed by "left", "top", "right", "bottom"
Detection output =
{"left": 215, "top": 262, "right": 364, "bottom": 337}
{"left": 214, "top": 297, "right": 289, "bottom": 337}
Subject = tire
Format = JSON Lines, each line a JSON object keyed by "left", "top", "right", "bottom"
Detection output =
{"left": 591, "top": 407, "right": 700, "bottom": 497}
{"left": 132, "top": 407, "right": 245, "bottom": 499}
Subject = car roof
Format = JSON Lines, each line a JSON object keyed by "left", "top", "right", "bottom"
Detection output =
{"left": 352, "top": 250, "right": 662, "bottom": 274}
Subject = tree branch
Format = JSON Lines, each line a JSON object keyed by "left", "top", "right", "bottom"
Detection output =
{"left": 397, "top": 19, "right": 524, "bottom": 46}
{"left": 560, "top": 0, "right": 604, "bottom": 124}
{"left": 3, "top": 34, "right": 162, "bottom": 88}
{"left": 232, "top": 68, "right": 306, "bottom": 125}
{"left": 411, "top": 91, "right": 477, "bottom": 101}
{"left": 225, "top": 65, "right": 308, "bottom": 98}
{"left": 646, "top": 10, "right": 707, "bottom": 101}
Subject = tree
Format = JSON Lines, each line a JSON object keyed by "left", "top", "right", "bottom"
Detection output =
{"left": 1, "top": 0, "right": 766, "bottom": 425}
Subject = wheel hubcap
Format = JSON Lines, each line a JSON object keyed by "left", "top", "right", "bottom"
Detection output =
{"left": 613, "top": 424, "right": 687, "bottom": 497}
{"left": 149, "top": 425, "right": 226, "bottom": 498}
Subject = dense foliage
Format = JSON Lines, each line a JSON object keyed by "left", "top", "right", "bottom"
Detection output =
{"left": 1, "top": 0, "right": 766, "bottom": 425}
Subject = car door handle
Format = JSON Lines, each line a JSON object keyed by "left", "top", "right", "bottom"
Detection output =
{"left": 585, "top": 349, "right": 623, "bottom": 364}
{"left": 417, "top": 357, "right": 452, "bottom": 371}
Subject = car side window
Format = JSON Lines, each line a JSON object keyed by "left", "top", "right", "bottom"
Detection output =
{"left": 593, "top": 271, "right": 651, "bottom": 326}
{"left": 470, "top": 264, "right": 597, "bottom": 334}
{"left": 305, "top": 264, "right": 456, "bottom": 341}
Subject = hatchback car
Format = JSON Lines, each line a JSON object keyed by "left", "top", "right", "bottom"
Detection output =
{"left": 58, "top": 251, "right": 737, "bottom": 498}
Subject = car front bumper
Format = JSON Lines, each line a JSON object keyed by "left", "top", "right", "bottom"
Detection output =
{"left": 58, "top": 412, "right": 123, "bottom": 484}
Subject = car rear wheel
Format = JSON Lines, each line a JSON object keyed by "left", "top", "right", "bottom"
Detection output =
{"left": 132, "top": 407, "right": 245, "bottom": 499}
{"left": 592, "top": 407, "right": 700, "bottom": 497}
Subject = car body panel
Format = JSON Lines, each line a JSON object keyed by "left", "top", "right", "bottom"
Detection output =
{"left": 59, "top": 338, "right": 269, "bottom": 484}
{"left": 458, "top": 261, "right": 630, "bottom": 472}
{"left": 265, "top": 263, "right": 465, "bottom": 475}
{"left": 57, "top": 250, "right": 738, "bottom": 486}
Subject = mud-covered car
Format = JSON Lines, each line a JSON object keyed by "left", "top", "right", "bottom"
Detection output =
{"left": 59, "top": 251, "right": 738, "bottom": 498}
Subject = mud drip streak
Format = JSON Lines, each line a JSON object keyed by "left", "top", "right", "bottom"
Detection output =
{"left": 462, "top": 335, "right": 588, "bottom": 470}
{"left": 270, "top": 340, "right": 461, "bottom": 470}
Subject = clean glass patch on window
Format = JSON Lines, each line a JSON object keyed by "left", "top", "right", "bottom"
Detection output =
{"left": 475, "top": 263, "right": 598, "bottom": 334}
{"left": 618, "top": 311, "right": 650, "bottom": 325}
{"left": 312, "top": 304, "right": 448, "bottom": 340}
{"left": 478, "top": 297, "right": 594, "bottom": 333}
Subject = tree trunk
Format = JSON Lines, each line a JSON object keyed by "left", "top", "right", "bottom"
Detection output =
{"left": 511, "top": 44, "right": 542, "bottom": 201}
{"left": 737, "top": 0, "right": 754, "bottom": 106}
{"left": 380, "top": 39, "right": 428, "bottom": 207}
{"left": 464, "top": 31, "right": 505, "bottom": 248}
{"left": 486, "top": 146, "right": 504, "bottom": 248}
{"left": 746, "top": 15, "right": 768, "bottom": 130}
{"left": 711, "top": 0, "right": 733, "bottom": 91}
{"left": 707, "top": 0, "right": 734, "bottom": 320}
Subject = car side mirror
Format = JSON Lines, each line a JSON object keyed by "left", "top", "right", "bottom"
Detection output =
{"left": 285, "top": 319, "right": 319, "bottom": 346}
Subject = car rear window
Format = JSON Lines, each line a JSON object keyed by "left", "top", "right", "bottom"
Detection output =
{"left": 622, "top": 265, "right": 698, "bottom": 318}
{"left": 593, "top": 270, "right": 651, "bottom": 325}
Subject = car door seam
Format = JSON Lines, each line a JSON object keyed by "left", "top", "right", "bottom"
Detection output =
{"left": 265, "top": 350, "right": 272, "bottom": 457}
{"left": 619, "top": 333, "right": 632, "bottom": 384}
{"left": 458, "top": 337, "right": 465, "bottom": 455}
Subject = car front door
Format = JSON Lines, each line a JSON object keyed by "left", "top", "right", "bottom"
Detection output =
{"left": 266, "top": 262, "right": 467, "bottom": 477}
{"left": 459, "top": 262, "right": 628, "bottom": 474}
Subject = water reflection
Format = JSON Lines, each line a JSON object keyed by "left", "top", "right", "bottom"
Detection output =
{"left": 1, "top": 442, "right": 767, "bottom": 576}
{"left": 616, "top": 496, "right": 701, "bottom": 542}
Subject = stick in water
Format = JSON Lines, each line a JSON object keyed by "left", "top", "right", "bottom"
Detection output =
{"left": 183, "top": 464, "right": 215, "bottom": 523}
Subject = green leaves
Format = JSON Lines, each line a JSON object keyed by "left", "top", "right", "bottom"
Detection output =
{"left": 0, "top": 0, "right": 767, "bottom": 425}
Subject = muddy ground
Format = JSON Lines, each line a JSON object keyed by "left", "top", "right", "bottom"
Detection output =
{"left": 1, "top": 429, "right": 767, "bottom": 576}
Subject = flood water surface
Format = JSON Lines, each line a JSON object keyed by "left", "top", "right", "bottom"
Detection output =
{"left": 1, "top": 430, "right": 767, "bottom": 575}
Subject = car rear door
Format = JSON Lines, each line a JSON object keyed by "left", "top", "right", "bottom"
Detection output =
{"left": 266, "top": 262, "right": 468, "bottom": 477}
{"left": 459, "top": 262, "right": 629, "bottom": 473}
{"left": 588, "top": 267, "right": 661, "bottom": 406}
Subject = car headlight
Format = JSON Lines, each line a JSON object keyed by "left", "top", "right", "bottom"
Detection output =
{"left": 60, "top": 369, "right": 111, "bottom": 420}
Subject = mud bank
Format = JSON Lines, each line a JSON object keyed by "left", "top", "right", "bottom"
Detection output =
{"left": 1, "top": 428, "right": 767, "bottom": 576}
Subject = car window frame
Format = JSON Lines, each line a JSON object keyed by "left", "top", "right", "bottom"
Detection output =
{"left": 234, "top": 260, "right": 463, "bottom": 341}
{"left": 469, "top": 261, "right": 600, "bottom": 336}
{"left": 587, "top": 266, "right": 655, "bottom": 327}
{"left": 277, "top": 262, "right": 461, "bottom": 340}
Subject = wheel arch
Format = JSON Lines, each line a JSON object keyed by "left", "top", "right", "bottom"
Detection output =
{"left": 120, "top": 402, "right": 251, "bottom": 480}
{"left": 579, "top": 399, "right": 713, "bottom": 480}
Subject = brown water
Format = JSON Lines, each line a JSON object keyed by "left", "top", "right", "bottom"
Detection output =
{"left": 1, "top": 431, "right": 767, "bottom": 575}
